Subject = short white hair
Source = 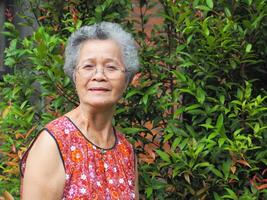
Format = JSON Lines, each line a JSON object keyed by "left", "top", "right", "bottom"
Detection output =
{"left": 64, "top": 22, "right": 139, "bottom": 84}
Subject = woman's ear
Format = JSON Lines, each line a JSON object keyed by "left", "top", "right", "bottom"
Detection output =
{"left": 72, "top": 72, "right": 76, "bottom": 84}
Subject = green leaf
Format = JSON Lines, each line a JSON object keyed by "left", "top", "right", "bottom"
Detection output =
{"left": 219, "top": 95, "right": 225, "bottom": 104}
{"left": 146, "top": 187, "right": 153, "bottom": 198}
{"left": 209, "top": 167, "right": 223, "bottom": 178}
{"left": 172, "top": 137, "right": 181, "bottom": 150}
{"left": 4, "top": 22, "right": 16, "bottom": 30}
{"left": 172, "top": 70, "right": 187, "bottom": 82}
{"left": 206, "top": 0, "right": 213, "bottom": 9}
{"left": 254, "top": 123, "right": 260, "bottom": 134}
{"left": 245, "top": 0, "right": 253, "bottom": 6}
{"left": 245, "top": 43, "right": 252, "bottom": 53}
{"left": 164, "top": 132, "right": 174, "bottom": 142}
{"left": 223, "top": 188, "right": 238, "bottom": 200}
{"left": 185, "top": 104, "right": 201, "bottom": 111}
{"left": 63, "top": 77, "right": 71, "bottom": 86}
{"left": 213, "top": 192, "right": 223, "bottom": 200}
{"left": 218, "top": 138, "right": 226, "bottom": 147}
{"left": 146, "top": 83, "right": 162, "bottom": 95}
{"left": 215, "top": 114, "right": 224, "bottom": 130}
{"left": 125, "top": 89, "right": 143, "bottom": 99}
{"left": 120, "top": 127, "right": 145, "bottom": 135}
{"left": 156, "top": 150, "right": 171, "bottom": 163}
{"left": 237, "top": 88, "right": 243, "bottom": 100}
{"left": 180, "top": 61, "right": 194, "bottom": 68}
{"left": 208, "top": 131, "right": 219, "bottom": 140}
{"left": 141, "top": 94, "right": 149, "bottom": 105}
{"left": 222, "top": 159, "right": 231, "bottom": 179}
{"left": 200, "top": 123, "right": 214, "bottom": 129}
{"left": 224, "top": 7, "right": 231, "bottom": 17}
{"left": 195, "top": 5, "right": 211, "bottom": 11}
{"left": 194, "top": 162, "right": 212, "bottom": 170}
{"left": 196, "top": 87, "right": 206, "bottom": 104}
{"left": 174, "top": 107, "right": 185, "bottom": 118}
{"left": 202, "top": 17, "right": 210, "bottom": 36}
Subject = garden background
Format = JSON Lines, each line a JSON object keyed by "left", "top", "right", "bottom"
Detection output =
{"left": 0, "top": 0, "right": 267, "bottom": 199}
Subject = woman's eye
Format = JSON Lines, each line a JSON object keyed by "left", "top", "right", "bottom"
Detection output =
{"left": 83, "top": 65, "right": 95, "bottom": 70}
{"left": 106, "top": 65, "right": 118, "bottom": 71}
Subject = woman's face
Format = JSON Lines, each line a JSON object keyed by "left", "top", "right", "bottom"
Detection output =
{"left": 74, "top": 39, "right": 127, "bottom": 108}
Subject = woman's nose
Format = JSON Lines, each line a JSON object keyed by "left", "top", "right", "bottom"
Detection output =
{"left": 91, "top": 66, "right": 107, "bottom": 81}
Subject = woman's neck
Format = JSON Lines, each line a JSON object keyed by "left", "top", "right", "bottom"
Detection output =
{"left": 65, "top": 104, "right": 115, "bottom": 148}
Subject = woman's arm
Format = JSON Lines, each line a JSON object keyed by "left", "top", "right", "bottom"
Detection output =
{"left": 22, "top": 130, "right": 65, "bottom": 200}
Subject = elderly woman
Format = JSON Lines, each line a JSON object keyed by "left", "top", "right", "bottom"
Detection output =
{"left": 20, "top": 22, "right": 139, "bottom": 199}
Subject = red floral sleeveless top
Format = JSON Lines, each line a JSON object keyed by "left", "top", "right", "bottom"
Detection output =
{"left": 21, "top": 116, "right": 136, "bottom": 199}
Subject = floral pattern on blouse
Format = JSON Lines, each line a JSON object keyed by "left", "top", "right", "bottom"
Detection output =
{"left": 21, "top": 116, "right": 136, "bottom": 200}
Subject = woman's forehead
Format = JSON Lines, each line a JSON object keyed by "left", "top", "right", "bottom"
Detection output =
{"left": 79, "top": 57, "right": 122, "bottom": 64}
{"left": 80, "top": 39, "right": 121, "bottom": 52}
{"left": 77, "top": 40, "right": 123, "bottom": 65}
{"left": 79, "top": 39, "right": 123, "bottom": 58}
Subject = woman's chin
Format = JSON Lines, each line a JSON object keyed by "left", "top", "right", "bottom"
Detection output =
{"left": 82, "top": 99, "right": 116, "bottom": 109}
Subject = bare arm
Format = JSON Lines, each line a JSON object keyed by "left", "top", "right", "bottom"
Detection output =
{"left": 22, "top": 130, "right": 65, "bottom": 200}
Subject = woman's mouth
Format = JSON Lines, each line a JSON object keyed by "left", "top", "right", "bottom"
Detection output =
{"left": 89, "top": 87, "right": 111, "bottom": 92}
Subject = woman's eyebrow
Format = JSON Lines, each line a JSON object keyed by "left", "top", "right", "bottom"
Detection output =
{"left": 104, "top": 58, "right": 122, "bottom": 65}
{"left": 79, "top": 57, "right": 122, "bottom": 65}
{"left": 79, "top": 58, "right": 95, "bottom": 65}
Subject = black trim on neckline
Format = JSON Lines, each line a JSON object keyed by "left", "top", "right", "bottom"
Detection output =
{"left": 64, "top": 115, "right": 117, "bottom": 151}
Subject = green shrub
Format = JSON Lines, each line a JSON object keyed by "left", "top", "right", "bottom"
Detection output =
{"left": 0, "top": 0, "right": 267, "bottom": 199}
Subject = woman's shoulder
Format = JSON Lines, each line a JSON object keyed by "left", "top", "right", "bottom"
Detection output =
{"left": 116, "top": 129, "right": 129, "bottom": 141}
{"left": 44, "top": 116, "right": 74, "bottom": 135}
{"left": 45, "top": 115, "right": 68, "bottom": 129}
{"left": 116, "top": 130, "right": 134, "bottom": 150}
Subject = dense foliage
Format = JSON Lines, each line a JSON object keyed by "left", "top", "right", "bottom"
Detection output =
{"left": 0, "top": 0, "right": 267, "bottom": 199}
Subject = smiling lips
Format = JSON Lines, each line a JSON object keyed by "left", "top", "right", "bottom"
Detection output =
{"left": 89, "top": 87, "right": 111, "bottom": 92}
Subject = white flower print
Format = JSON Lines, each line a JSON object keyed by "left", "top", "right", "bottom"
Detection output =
{"left": 128, "top": 180, "right": 132, "bottom": 186}
{"left": 97, "top": 181, "right": 101, "bottom": 187}
{"left": 66, "top": 174, "right": 70, "bottom": 180}
{"left": 64, "top": 129, "right": 70, "bottom": 134}
{"left": 69, "top": 188, "right": 74, "bottom": 195}
{"left": 81, "top": 174, "right": 86, "bottom": 180}
{"left": 70, "top": 145, "right": 76, "bottom": 151}
{"left": 104, "top": 163, "right": 108, "bottom": 169}
{"left": 80, "top": 188, "right": 86, "bottom": 194}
